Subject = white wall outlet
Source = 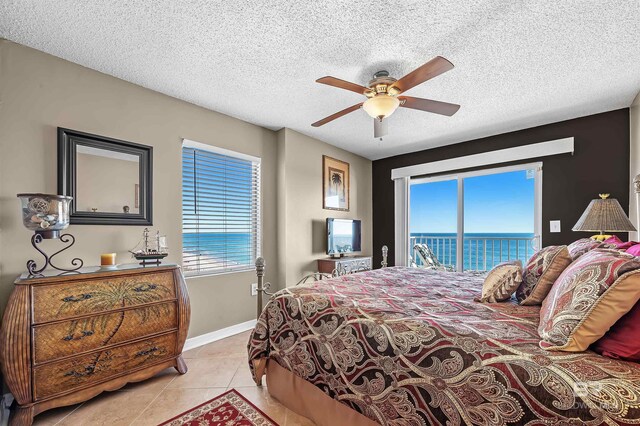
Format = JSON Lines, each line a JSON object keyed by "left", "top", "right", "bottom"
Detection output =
{"left": 550, "top": 220, "right": 561, "bottom": 233}
{"left": 251, "top": 283, "right": 258, "bottom": 296}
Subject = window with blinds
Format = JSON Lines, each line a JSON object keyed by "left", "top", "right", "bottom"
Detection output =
{"left": 182, "top": 140, "right": 261, "bottom": 277}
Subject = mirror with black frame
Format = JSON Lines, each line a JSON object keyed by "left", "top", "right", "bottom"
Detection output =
{"left": 58, "top": 128, "right": 153, "bottom": 225}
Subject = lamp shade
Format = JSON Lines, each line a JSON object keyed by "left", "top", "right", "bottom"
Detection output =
{"left": 363, "top": 95, "right": 400, "bottom": 120}
{"left": 572, "top": 194, "right": 637, "bottom": 233}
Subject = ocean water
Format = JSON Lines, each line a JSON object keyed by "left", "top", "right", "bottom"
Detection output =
{"left": 183, "top": 232, "right": 254, "bottom": 268}
{"left": 410, "top": 232, "right": 536, "bottom": 271}
{"left": 183, "top": 231, "right": 535, "bottom": 272}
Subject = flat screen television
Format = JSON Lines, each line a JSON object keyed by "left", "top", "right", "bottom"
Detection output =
{"left": 326, "top": 218, "right": 362, "bottom": 255}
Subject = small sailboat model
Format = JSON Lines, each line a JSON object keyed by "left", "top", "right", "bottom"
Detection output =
{"left": 129, "top": 228, "right": 168, "bottom": 266}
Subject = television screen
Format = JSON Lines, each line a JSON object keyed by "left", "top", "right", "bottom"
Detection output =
{"left": 327, "top": 218, "right": 362, "bottom": 255}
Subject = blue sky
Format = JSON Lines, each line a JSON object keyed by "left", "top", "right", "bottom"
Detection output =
{"left": 410, "top": 169, "right": 535, "bottom": 234}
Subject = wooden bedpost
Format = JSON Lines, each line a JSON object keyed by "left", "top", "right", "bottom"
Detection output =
{"left": 256, "top": 257, "right": 265, "bottom": 318}
{"left": 382, "top": 245, "right": 388, "bottom": 268}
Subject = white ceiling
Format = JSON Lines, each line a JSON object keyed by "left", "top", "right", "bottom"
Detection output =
{"left": 1, "top": 1, "right": 639, "bottom": 160}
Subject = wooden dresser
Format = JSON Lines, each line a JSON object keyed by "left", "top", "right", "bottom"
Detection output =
{"left": 317, "top": 256, "right": 372, "bottom": 276}
{"left": 0, "top": 264, "right": 190, "bottom": 426}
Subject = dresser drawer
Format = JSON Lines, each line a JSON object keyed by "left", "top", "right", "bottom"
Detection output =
{"left": 34, "top": 332, "right": 177, "bottom": 400}
{"left": 32, "top": 271, "right": 176, "bottom": 324}
{"left": 33, "top": 302, "right": 177, "bottom": 364}
{"left": 337, "top": 258, "right": 371, "bottom": 274}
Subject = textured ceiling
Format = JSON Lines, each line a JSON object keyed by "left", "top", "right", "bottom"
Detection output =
{"left": 1, "top": 1, "right": 639, "bottom": 160}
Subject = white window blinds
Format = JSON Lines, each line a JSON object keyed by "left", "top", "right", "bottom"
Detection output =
{"left": 182, "top": 140, "right": 261, "bottom": 277}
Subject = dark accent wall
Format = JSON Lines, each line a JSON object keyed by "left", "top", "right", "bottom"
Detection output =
{"left": 373, "top": 109, "right": 630, "bottom": 267}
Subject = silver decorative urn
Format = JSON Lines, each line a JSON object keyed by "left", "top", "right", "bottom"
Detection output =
{"left": 17, "top": 193, "right": 73, "bottom": 239}
{"left": 17, "top": 193, "right": 82, "bottom": 274}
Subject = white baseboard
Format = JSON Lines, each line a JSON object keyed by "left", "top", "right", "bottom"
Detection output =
{"left": 183, "top": 319, "right": 257, "bottom": 352}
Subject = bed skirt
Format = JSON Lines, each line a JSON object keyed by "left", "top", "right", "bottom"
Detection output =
{"left": 264, "top": 360, "right": 378, "bottom": 426}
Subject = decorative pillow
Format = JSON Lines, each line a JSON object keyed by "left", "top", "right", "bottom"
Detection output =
{"left": 567, "top": 238, "right": 602, "bottom": 260}
{"left": 516, "top": 245, "right": 572, "bottom": 305}
{"left": 627, "top": 244, "right": 640, "bottom": 257}
{"left": 591, "top": 301, "right": 640, "bottom": 361}
{"left": 616, "top": 241, "right": 639, "bottom": 250}
{"left": 475, "top": 261, "right": 522, "bottom": 303}
{"left": 602, "top": 235, "right": 638, "bottom": 251}
{"left": 538, "top": 249, "right": 640, "bottom": 352}
{"left": 604, "top": 235, "right": 624, "bottom": 247}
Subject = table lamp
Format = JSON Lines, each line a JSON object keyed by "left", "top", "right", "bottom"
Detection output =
{"left": 572, "top": 194, "right": 636, "bottom": 241}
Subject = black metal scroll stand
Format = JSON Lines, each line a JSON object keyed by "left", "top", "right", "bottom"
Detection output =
{"left": 27, "top": 231, "right": 84, "bottom": 275}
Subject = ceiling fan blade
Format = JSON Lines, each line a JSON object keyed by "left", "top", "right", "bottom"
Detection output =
{"left": 390, "top": 56, "right": 454, "bottom": 93}
{"left": 399, "top": 96, "right": 460, "bottom": 116}
{"left": 374, "top": 119, "right": 388, "bottom": 139}
{"left": 311, "top": 103, "right": 363, "bottom": 127}
{"left": 316, "top": 76, "right": 370, "bottom": 95}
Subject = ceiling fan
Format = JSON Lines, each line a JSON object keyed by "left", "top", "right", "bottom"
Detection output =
{"left": 311, "top": 56, "right": 460, "bottom": 138}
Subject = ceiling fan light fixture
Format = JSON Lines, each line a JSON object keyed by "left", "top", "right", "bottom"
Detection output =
{"left": 363, "top": 95, "right": 400, "bottom": 120}
{"left": 387, "top": 86, "right": 401, "bottom": 96}
{"left": 311, "top": 56, "right": 458, "bottom": 129}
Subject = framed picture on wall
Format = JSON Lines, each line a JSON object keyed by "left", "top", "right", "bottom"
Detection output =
{"left": 323, "top": 155, "right": 350, "bottom": 211}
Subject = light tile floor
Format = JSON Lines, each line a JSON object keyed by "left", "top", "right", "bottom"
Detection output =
{"left": 31, "top": 331, "right": 314, "bottom": 426}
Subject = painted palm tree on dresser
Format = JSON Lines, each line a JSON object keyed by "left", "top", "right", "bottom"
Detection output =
{"left": 57, "top": 280, "right": 171, "bottom": 378}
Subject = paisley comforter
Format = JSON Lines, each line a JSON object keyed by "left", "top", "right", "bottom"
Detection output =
{"left": 248, "top": 267, "right": 640, "bottom": 425}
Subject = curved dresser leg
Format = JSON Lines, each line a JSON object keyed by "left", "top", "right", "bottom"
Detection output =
{"left": 9, "top": 405, "right": 34, "bottom": 426}
{"left": 174, "top": 355, "right": 188, "bottom": 374}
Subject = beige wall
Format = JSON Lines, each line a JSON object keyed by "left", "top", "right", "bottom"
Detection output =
{"left": 630, "top": 92, "right": 640, "bottom": 240}
{"left": 276, "top": 130, "right": 288, "bottom": 286}
{"left": 0, "top": 40, "right": 374, "bottom": 340}
{"left": 277, "top": 128, "right": 372, "bottom": 285}
{"left": 0, "top": 40, "right": 279, "bottom": 338}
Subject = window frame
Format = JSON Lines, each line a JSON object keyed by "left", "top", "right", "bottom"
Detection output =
{"left": 181, "top": 139, "right": 261, "bottom": 278}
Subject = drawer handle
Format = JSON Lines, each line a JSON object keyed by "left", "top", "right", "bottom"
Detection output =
{"left": 62, "top": 330, "right": 94, "bottom": 341}
{"left": 62, "top": 293, "right": 92, "bottom": 303}
{"left": 64, "top": 364, "right": 95, "bottom": 378}
{"left": 133, "top": 284, "right": 157, "bottom": 292}
{"left": 135, "top": 346, "right": 159, "bottom": 357}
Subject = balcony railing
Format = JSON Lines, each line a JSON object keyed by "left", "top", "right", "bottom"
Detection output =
{"left": 410, "top": 235, "right": 538, "bottom": 272}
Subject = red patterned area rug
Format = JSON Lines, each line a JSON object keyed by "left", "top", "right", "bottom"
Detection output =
{"left": 157, "top": 389, "right": 279, "bottom": 426}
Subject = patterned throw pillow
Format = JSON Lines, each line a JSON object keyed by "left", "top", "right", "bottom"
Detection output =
{"left": 476, "top": 261, "right": 522, "bottom": 303}
{"left": 567, "top": 238, "right": 602, "bottom": 260}
{"left": 538, "top": 249, "right": 640, "bottom": 352}
{"left": 516, "top": 245, "right": 572, "bottom": 305}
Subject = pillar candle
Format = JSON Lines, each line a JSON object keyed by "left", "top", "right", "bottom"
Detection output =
{"left": 101, "top": 253, "right": 116, "bottom": 266}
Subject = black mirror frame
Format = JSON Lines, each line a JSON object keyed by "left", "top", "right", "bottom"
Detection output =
{"left": 58, "top": 128, "right": 153, "bottom": 226}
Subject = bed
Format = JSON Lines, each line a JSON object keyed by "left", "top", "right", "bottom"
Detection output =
{"left": 248, "top": 266, "right": 640, "bottom": 425}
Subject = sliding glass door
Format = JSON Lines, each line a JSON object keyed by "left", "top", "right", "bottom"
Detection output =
{"left": 462, "top": 168, "right": 537, "bottom": 271}
{"left": 410, "top": 178, "right": 458, "bottom": 269}
{"left": 409, "top": 163, "right": 541, "bottom": 272}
